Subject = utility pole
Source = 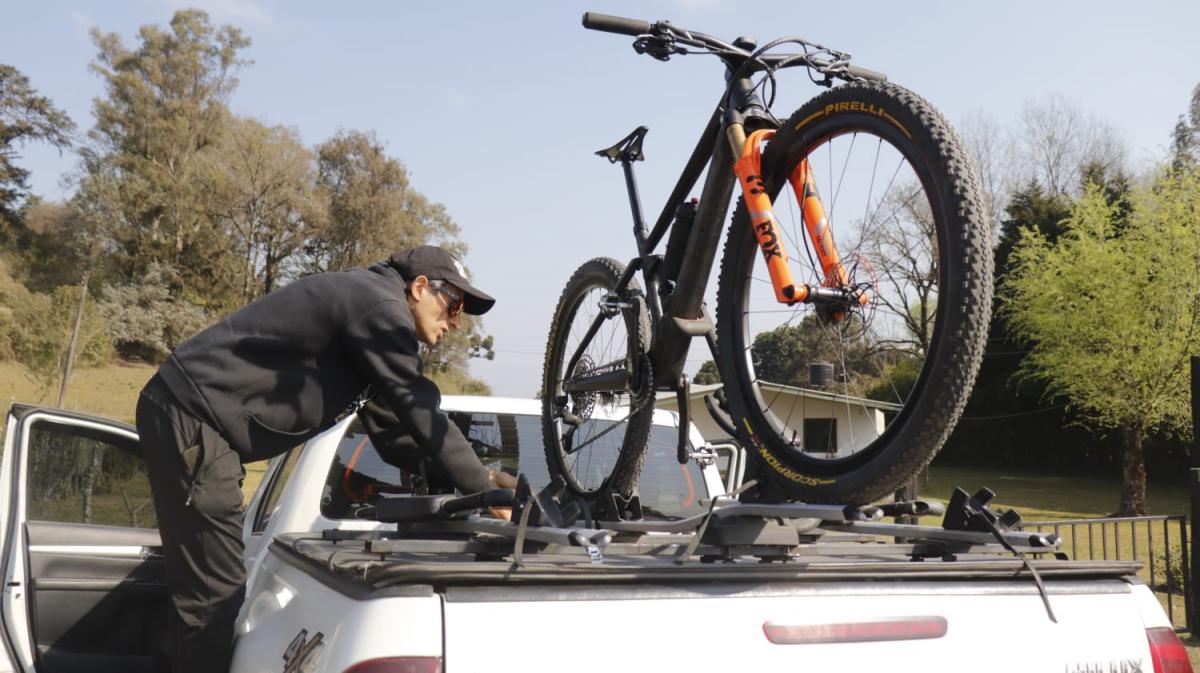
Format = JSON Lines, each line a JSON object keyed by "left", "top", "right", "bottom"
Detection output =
{"left": 56, "top": 269, "right": 90, "bottom": 408}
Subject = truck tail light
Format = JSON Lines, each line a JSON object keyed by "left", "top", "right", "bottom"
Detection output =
{"left": 763, "top": 616, "right": 948, "bottom": 644}
{"left": 342, "top": 657, "right": 442, "bottom": 673}
{"left": 1147, "top": 627, "right": 1193, "bottom": 673}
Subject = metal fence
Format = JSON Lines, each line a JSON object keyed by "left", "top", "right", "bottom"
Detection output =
{"left": 1020, "top": 515, "right": 1191, "bottom": 633}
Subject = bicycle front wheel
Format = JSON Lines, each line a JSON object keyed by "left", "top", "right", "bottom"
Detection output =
{"left": 715, "top": 81, "right": 993, "bottom": 504}
{"left": 542, "top": 257, "right": 653, "bottom": 499}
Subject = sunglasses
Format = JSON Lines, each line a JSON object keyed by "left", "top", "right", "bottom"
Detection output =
{"left": 433, "top": 283, "right": 465, "bottom": 317}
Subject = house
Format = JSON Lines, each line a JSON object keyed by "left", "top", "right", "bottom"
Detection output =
{"left": 656, "top": 382, "right": 902, "bottom": 458}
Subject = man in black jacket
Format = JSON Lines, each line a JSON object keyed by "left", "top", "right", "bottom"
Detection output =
{"left": 135, "top": 245, "right": 505, "bottom": 673}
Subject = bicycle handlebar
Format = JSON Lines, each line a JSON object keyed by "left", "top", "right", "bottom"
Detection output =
{"left": 844, "top": 64, "right": 887, "bottom": 82}
{"left": 581, "top": 11, "right": 887, "bottom": 83}
{"left": 581, "top": 12, "right": 652, "bottom": 36}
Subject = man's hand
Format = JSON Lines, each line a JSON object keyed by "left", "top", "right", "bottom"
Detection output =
{"left": 489, "top": 469, "right": 518, "bottom": 490}
{"left": 486, "top": 469, "right": 517, "bottom": 521}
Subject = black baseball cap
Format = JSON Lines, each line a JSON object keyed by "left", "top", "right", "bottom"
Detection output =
{"left": 388, "top": 245, "right": 496, "bottom": 315}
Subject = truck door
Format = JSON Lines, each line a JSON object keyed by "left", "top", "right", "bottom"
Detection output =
{"left": 0, "top": 404, "right": 168, "bottom": 673}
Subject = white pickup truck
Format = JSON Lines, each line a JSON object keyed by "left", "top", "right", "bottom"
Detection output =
{"left": 0, "top": 397, "right": 1192, "bottom": 673}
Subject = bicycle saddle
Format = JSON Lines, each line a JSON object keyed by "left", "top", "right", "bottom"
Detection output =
{"left": 596, "top": 126, "right": 648, "bottom": 163}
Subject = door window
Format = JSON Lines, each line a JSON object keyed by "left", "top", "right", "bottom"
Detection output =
{"left": 251, "top": 447, "right": 304, "bottom": 533}
{"left": 24, "top": 417, "right": 154, "bottom": 529}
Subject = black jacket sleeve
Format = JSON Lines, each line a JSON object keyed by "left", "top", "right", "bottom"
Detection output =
{"left": 342, "top": 300, "right": 491, "bottom": 494}
{"left": 357, "top": 397, "right": 457, "bottom": 490}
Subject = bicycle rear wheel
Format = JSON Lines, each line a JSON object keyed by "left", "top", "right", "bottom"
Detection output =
{"left": 542, "top": 257, "right": 653, "bottom": 499}
{"left": 715, "top": 81, "right": 992, "bottom": 504}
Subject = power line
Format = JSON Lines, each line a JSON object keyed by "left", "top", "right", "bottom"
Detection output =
{"left": 959, "top": 403, "right": 1067, "bottom": 421}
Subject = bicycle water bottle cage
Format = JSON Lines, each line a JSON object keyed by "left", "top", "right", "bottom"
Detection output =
{"left": 596, "top": 126, "right": 648, "bottom": 163}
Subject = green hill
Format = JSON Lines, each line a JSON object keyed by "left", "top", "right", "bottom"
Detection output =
{"left": 1, "top": 361, "right": 156, "bottom": 423}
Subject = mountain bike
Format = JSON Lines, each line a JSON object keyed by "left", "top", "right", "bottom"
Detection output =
{"left": 541, "top": 13, "right": 992, "bottom": 512}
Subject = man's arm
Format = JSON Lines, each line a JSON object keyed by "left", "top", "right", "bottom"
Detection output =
{"left": 343, "top": 301, "right": 492, "bottom": 494}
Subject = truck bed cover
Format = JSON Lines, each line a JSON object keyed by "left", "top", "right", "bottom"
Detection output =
{"left": 271, "top": 531, "right": 1143, "bottom": 594}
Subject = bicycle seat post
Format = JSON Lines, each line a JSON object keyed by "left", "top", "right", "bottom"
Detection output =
{"left": 624, "top": 160, "right": 652, "bottom": 257}
{"left": 597, "top": 127, "right": 653, "bottom": 256}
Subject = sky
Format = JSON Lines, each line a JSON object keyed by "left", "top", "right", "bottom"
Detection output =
{"left": 3, "top": 0, "right": 1198, "bottom": 397}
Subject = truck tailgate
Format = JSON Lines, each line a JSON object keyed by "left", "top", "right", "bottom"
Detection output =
{"left": 442, "top": 580, "right": 1152, "bottom": 672}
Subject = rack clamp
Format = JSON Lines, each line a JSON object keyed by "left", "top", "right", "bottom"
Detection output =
{"left": 941, "top": 487, "right": 1024, "bottom": 534}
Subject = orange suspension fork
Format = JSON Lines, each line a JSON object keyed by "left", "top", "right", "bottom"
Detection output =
{"left": 789, "top": 158, "right": 850, "bottom": 288}
{"left": 732, "top": 129, "right": 867, "bottom": 307}
{"left": 734, "top": 129, "right": 806, "bottom": 304}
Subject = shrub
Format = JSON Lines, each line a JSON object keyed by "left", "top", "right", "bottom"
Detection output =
{"left": 99, "top": 264, "right": 209, "bottom": 362}
{"left": 1154, "top": 544, "right": 1188, "bottom": 594}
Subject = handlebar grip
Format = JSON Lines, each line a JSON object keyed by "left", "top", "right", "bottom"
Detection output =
{"left": 845, "top": 64, "right": 887, "bottom": 82}
{"left": 582, "top": 12, "right": 652, "bottom": 36}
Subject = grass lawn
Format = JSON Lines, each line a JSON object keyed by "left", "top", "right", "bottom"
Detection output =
{"left": 922, "top": 462, "right": 1190, "bottom": 520}
{"left": 1, "top": 360, "right": 156, "bottom": 424}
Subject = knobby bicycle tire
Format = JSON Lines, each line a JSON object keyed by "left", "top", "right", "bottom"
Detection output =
{"left": 542, "top": 257, "right": 654, "bottom": 499}
{"left": 715, "top": 81, "right": 993, "bottom": 504}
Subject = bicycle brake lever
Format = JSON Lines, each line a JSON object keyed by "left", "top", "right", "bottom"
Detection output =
{"left": 633, "top": 35, "right": 685, "bottom": 61}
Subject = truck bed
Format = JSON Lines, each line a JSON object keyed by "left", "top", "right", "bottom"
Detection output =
{"left": 237, "top": 530, "right": 1164, "bottom": 673}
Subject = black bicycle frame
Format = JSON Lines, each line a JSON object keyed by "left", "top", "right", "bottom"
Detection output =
{"left": 563, "top": 62, "right": 779, "bottom": 395}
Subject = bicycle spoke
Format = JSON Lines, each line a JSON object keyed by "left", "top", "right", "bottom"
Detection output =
{"left": 831, "top": 132, "right": 857, "bottom": 217}
{"left": 862, "top": 136, "right": 883, "bottom": 244}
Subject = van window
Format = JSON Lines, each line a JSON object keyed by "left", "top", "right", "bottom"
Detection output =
{"left": 320, "top": 412, "right": 706, "bottom": 520}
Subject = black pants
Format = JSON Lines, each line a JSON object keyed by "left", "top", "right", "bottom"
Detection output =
{"left": 136, "top": 375, "right": 246, "bottom": 673}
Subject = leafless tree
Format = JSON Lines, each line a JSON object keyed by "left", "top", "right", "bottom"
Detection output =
{"left": 1017, "top": 93, "right": 1128, "bottom": 196}
{"left": 855, "top": 181, "right": 938, "bottom": 356}
{"left": 959, "top": 109, "right": 1016, "bottom": 232}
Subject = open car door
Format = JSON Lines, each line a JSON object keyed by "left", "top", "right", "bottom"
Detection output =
{"left": 0, "top": 404, "right": 168, "bottom": 673}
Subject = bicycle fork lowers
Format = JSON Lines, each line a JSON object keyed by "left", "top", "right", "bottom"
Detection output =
{"left": 731, "top": 127, "right": 868, "bottom": 314}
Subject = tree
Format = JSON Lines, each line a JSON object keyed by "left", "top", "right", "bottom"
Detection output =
{"left": 994, "top": 179, "right": 1073, "bottom": 273}
{"left": 3, "top": 280, "right": 113, "bottom": 396}
{"left": 204, "top": 116, "right": 320, "bottom": 303}
{"left": 959, "top": 109, "right": 1015, "bottom": 230}
{"left": 306, "top": 129, "right": 461, "bottom": 273}
{"left": 693, "top": 360, "right": 720, "bottom": 385}
{"left": 428, "top": 362, "right": 492, "bottom": 396}
{"left": 1170, "top": 82, "right": 1200, "bottom": 172}
{"left": 8, "top": 200, "right": 93, "bottom": 292}
{"left": 81, "top": 9, "right": 250, "bottom": 309}
{"left": 857, "top": 181, "right": 939, "bottom": 355}
{"left": 1016, "top": 93, "right": 1127, "bottom": 198}
{"left": 749, "top": 315, "right": 877, "bottom": 394}
{"left": 0, "top": 64, "right": 74, "bottom": 231}
{"left": 942, "top": 179, "right": 1081, "bottom": 468}
{"left": 98, "top": 264, "right": 209, "bottom": 361}
{"left": 1003, "top": 172, "right": 1200, "bottom": 516}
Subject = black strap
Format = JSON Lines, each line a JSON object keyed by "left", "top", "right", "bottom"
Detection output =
{"left": 983, "top": 517, "right": 1057, "bottom": 623}
{"left": 512, "top": 500, "right": 535, "bottom": 569}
